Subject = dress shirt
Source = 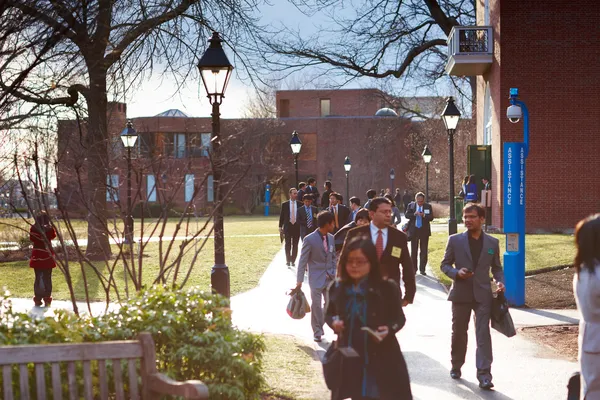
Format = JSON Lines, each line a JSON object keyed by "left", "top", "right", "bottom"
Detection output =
{"left": 369, "top": 222, "right": 388, "bottom": 249}
{"left": 289, "top": 200, "right": 297, "bottom": 224}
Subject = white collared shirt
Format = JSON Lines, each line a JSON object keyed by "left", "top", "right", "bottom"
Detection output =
{"left": 369, "top": 222, "right": 388, "bottom": 249}
{"left": 289, "top": 200, "right": 297, "bottom": 223}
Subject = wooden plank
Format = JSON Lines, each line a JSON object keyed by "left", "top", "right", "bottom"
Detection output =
{"left": 3, "top": 365, "right": 13, "bottom": 400}
{"left": 83, "top": 360, "right": 93, "bottom": 400}
{"left": 19, "top": 364, "right": 30, "bottom": 400}
{"left": 98, "top": 359, "right": 108, "bottom": 400}
{"left": 113, "top": 359, "right": 125, "bottom": 400}
{"left": 67, "top": 362, "right": 77, "bottom": 400}
{"left": 51, "top": 363, "right": 62, "bottom": 399}
{"left": 128, "top": 359, "right": 139, "bottom": 400}
{"left": 139, "top": 332, "right": 157, "bottom": 400}
{"left": 0, "top": 341, "right": 143, "bottom": 364}
{"left": 35, "top": 364, "right": 46, "bottom": 400}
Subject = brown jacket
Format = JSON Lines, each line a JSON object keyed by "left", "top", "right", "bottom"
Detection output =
{"left": 343, "top": 224, "right": 416, "bottom": 303}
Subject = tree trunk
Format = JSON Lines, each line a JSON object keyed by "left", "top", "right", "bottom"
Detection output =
{"left": 84, "top": 70, "right": 111, "bottom": 260}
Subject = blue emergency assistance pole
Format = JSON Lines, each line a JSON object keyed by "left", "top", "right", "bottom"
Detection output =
{"left": 503, "top": 88, "right": 529, "bottom": 306}
{"left": 264, "top": 184, "right": 271, "bottom": 216}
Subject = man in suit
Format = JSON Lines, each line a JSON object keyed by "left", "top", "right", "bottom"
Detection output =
{"left": 298, "top": 194, "right": 318, "bottom": 240}
{"left": 320, "top": 180, "right": 333, "bottom": 209}
{"left": 363, "top": 189, "right": 377, "bottom": 209}
{"left": 305, "top": 177, "right": 319, "bottom": 206}
{"left": 334, "top": 208, "right": 370, "bottom": 253}
{"left": 279, "top": 188, "right": 303, "bottom": 267}
{"left": 440, "top": 203, "right": 505, "bottom": 390}
{"left": 328, "top": 192, "right": 350, "bottom": 234}
{"left": 295, "top": 211, "right": 336, "bottom": 342}
{"left": 347, "top": 196, "right": 361, "bottom": 225}
{"left": 405, "top": 192, "right": 434, "bottom": 276}
{"left": 344, "top": 197, "right": 416, "bottom": 306}
{"left": 402, "top": 190, "right": 412, "bottom": 212}
{"left": 297, "top": 182, "right": 307, "bottom": 202}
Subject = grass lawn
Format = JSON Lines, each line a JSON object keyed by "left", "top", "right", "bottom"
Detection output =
{"left": 428, "top": 231, "right": 576, "bottom": 286}
{"left": 0, "top": 216, "right": 281, "bottom": 300}
{"left": 261, "top": 334, "right": 329, "bottom": 400}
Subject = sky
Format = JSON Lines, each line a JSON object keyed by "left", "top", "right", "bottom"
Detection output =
{"left": 124, "top": 1, "right": 380, "bottom": 119}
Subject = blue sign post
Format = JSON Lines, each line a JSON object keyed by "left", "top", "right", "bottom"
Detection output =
{"left": 503, "top": 88, "right": 529, "bottom": 306}
{"left": 264, "top": 184, "right": 271, "bottom": 216}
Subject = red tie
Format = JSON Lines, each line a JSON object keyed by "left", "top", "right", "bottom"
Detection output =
{"left": 376, "top": 230, "right": 384, "bottom": 260}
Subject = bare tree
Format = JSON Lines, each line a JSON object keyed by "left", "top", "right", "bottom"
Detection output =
{"left": 0, "top": 0, "right": 262, "bottom": 259}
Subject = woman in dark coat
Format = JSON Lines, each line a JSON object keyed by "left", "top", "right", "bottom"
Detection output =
{"left": 326, "top": 237, "right": 412, "bottom": 400}
{"left": 29, "top": 212, "right": 56, "bottom": 307}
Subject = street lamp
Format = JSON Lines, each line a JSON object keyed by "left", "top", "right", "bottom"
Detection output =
{"left": 389, "top": 168, "right": 395, "bottom": 193}
{"left": 343, "top": 156, "right": 351, "bottom": 206}
{"left": 422, "top": 145, "right": 432, "bottom": 202}
{"left": 441, "top": 96, "right": 461, "bottom": 235}
{"left": 120, "top": 120, "right": 138, "bottom": 246}
{"left": 290, "top": 131, "right": 302, "bottom": 187}
{"left": 198, "top": 31, "right": 234, "bottom": 298}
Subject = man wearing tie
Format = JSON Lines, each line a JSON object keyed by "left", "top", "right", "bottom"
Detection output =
{"left": 321, "top": 180, "right": 333, "bottom": 210}
{"left": 279, "top": 188, "right": 302, "bottom": 267}
{"left": 305, "top": 177, "right": 319, "bottom": 206}
{"left": 344, "top": 197, "right": 416, "bottom": 306}
{"left": 298, "top": 194, "right": 318, "bottom": 240}
{"left": 295, "top": 211, "right": 336, "bottom": 342}
{"left": 329, "top": 192, "right": 350, "bottom": 234}
{"left": 405, "top": 192, "right": 434, "bottom": 275}
{"left": 347, "top": 196, "right": 361, "bottom": 224}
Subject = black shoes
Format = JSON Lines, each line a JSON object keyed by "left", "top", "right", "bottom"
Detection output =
{"left": 286, "top": 261, "right": 290, "bottom": 266}
{"left": 450, "top": 369, "right": 461, "bottom": 379}
{"left": 419, "top": 271, "right": 427, "bottom": 276}
{"left": 479, "top": 378, "right": 494, "bottom": 390}
{"left": 314, "top": 335, "right": 322, "bottom": 342}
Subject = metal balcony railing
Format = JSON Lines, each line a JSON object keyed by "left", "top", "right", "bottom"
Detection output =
{"left": 446, "top": 26, "right": 494, "bottom": 76}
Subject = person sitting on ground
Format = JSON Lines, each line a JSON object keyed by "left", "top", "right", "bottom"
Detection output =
{"left": 326, "top": 237, "right": 413, "bottom": 400}
{"left": 29, "top": 211, "right": 57, "bottom": 307}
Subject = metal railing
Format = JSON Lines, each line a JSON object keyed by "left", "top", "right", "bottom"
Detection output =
{"left": 447, "top": 26, "right": 493, "bottom": 56}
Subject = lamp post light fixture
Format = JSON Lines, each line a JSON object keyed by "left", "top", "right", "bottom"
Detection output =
{"left": 389, "top": 168, "right": 395, "bottom": 193}
{"left": 198, "top": 31, "right": 234, "bottom": 298}
{"left": 120, "top": 120, "right": 138, "bottom": 246}
{"left": 343, "top": 156, "right": 351, "bottom": 206}
{"left": 290, "top": 130, "right": 302, "bottom": 187}
{"left": 422, "top": 145, "right": 432, "bottom": 202}
{"left": 441, "top": 96, "right": 461, "bottom": 235}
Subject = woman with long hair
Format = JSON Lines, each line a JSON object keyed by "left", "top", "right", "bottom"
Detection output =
{"left": 464, "top": 175, "right": 478, "bottom": 202}
{"left": 573, "top": 214, "right": 600, "bottom": 399}
{"left": 29, "top": 211, "right": 57, "bottom": 307}
{"left": 326, "top": 237, "right": 412, "bottom": 399}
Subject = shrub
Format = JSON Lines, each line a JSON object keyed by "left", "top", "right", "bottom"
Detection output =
{"left": 0, "top": 287, "right": 266, "bottom": 400}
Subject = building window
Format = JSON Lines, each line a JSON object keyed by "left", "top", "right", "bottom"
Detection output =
{"left": 207, "top": 175, "right": 214, "bottom": 203}
{"left": 320, "top": 99, "right": 331, "bottom": 117}
{"left": 185, "top": 174, "right": 194, "bottom": 202}
{"left": 483, "top": 83, "right": 492, "bottom": 145}
{"left": 484, "top": 0, "right": 490, "bottom": 25}
{"left": 279, "top": 99, "right": 290, "bottom": 117}
{"left": 174, "top": 133, "right": 186, "bottom": 158}
{"left": 106, "top": 174, "right": 119, "bottom": 202}
{"left": 147, "top": 175, "right": 156, "bottom": 202}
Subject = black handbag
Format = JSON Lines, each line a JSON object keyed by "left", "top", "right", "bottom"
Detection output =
{"left": 491, "top": 292, "right": 516, "bottom": 338}
{"left": 322, "top": 341, "right": 362, "bottom": 398}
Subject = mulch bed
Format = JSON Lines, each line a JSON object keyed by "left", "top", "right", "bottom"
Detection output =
{"left": 519, "top": 324, "right": 578, "bottom": 362}
{"left": 525, "top": 267, "right": 576, "bottom": 309}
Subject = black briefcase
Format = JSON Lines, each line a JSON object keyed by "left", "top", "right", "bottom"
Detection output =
{"left": 322, "top": 341, "right": 362, "bottom": 399}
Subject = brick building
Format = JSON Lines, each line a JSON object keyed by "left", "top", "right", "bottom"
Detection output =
{"left": 57, "top": 89, "right": 471, "bottom": 216}
{"left": 447, "top": 0, "right": 600, "bottom": 231}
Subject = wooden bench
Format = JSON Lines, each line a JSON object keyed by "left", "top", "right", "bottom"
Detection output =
{"left": 0, "top": 332, "right": 209, "bottom": 400}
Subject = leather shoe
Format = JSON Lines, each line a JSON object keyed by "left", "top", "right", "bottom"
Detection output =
{"left": 314, "top": 336, "right": 322, "bottom": 343}
{"left": 450, "top": 369, "right": 461, "bottom": 379}
{"left": 419, "top": 271, "right": 427, "bottom": 276}
{"left": 479, "top": 378, "right": 494, "bottom": 390}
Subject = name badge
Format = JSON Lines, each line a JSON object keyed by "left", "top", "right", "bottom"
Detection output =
{"left": 488, "top": 248, "right": 494, "bottom": 255}
{"left": 424, "top": 209, "right": 430, "bottom": 215}
{"left": 391, "top": 246, "right": 402, "bottom": 258}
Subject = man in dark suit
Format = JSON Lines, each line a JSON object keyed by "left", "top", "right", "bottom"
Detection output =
{"left": 320, "top": 180, "right": 333, "bottom": 209}
{"left": 279, "top": 187, "right": 303, "bottom": 267}
{"left": 334, "top": 208, "right": 370, "bottom": 253}
{"left": 405, "top": 192, "right": 434, "bottom": 276}
{"left": 328, "top": 192, "right": 350, "bottom": 234}
{"left": 344, "top": 197, "right": 416, "bottom": 306}
{"left": 440, "top": 203, "right": 505, "bottom": 390}
{"left": 402, "top": 190, "right": 412, "bottom": 212}
{"left": 305, "top": 177, "right": 319, "bottom": 206}
{"left": 363, "top": 189, "right": 377, "bottom": 209}
{"left": 297, "top": 182, "right": 307, "bottom": 202}
{"left": 347, "top": 196, "right": 361, "bottom": 225}
{"left": 298, "top": 194, "right": 318, "bottom": 240}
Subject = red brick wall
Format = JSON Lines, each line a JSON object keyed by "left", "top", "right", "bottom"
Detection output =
{"left": 276, "top": 89, "right": 384, "bottom": 118}
{"left": 480, "top": 0, "right": 600, "bottom": 231}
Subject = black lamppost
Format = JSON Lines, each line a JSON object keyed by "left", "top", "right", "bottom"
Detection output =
{"left": 422, "top": 145, "right": 432, "bottom": 203}
{"left": 343, "top": 156, "right": 351, "bottom": 206}
{"left": 441, "top": 96, "right": 461, "bottom": 235}
{"left": 198, "top": 31, "right": 234, "bottom": 298}
{"left": 120, "top": 120, "right": 138, "bottom": 245}
{"left": 389, "top": 168, "right": 395, "bottom": 193}
{"left": 290, "top": 131, "right": 302, "bottom": 187}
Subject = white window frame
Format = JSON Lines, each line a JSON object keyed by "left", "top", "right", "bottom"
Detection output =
{"left": 207, "top": 175, "right": 214, "bottom": 203}
{"left": 147, "top": 175, "right": 157, "bottom": 202}
{"left": 320, "top": 99, "right": 331, "bottom": 117}
{"left": 174, "top": 133, "right": 186, "bottom": 158}
{"left": 483, "top": 83, "right": 493, "bottom": 145}
{"left": 201, "top": 133, "right": 211, "bottom": 157}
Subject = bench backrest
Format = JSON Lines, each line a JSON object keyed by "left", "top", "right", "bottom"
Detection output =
{"left": 0, "top": 333, "right": 158, "bottom": 400}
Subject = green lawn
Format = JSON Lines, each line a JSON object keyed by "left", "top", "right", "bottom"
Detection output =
{"left": 0, "top": 216, "right": 281, "bottom": 300}
{"left": 428, "top": 232, "right": 576, "bottom": 286}
{"left": 261, "top": 334, "right": 329, "bottom": 400}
